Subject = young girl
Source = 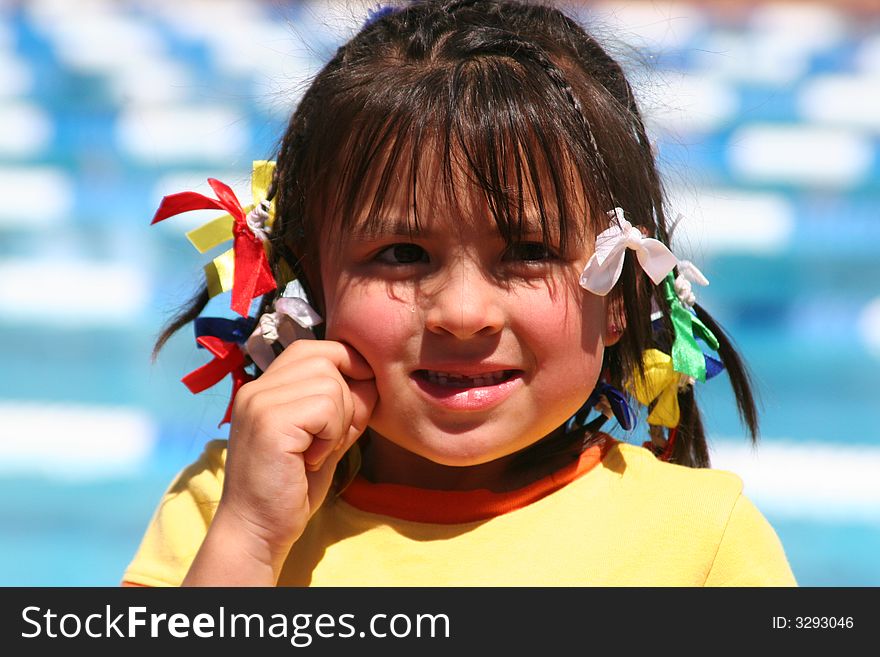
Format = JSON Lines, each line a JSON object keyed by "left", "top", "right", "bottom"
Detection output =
{"left": 125, "top": 0, "right": 796, "bottom": 586}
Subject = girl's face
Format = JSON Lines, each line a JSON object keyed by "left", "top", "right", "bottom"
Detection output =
{"left": 320, "top": 172, "right": 611, "bottom": 484}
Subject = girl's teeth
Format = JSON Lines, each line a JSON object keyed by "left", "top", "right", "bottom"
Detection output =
{"left": 424, "top": 370, "right": 509, "bottom": 386}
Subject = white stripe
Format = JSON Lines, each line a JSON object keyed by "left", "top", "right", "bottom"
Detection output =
{"left": 641, "top": 71, "right": 738, "bottom": 135}
{"left": 0, "top": 102, "right": 53, "bottom": 157}
{"left": 0, "top": 402, "right": 156, "bottom": 481}
{"left": 207, "top": 21, "right": 310, "bottom": 80}
{"left": 749, "top": 3, "right": 847, "bottom": 51}
{"left": 728, "top": 124, "right": 872, "bottom": 188}
{"left": 292, "top": 0, "right": 379, "bottom": 47}
{"left": 32, "top": 6, "right": 166, "bottom": 76}
{"left": 116, "top": 105, "right": 249, "bottom": 164}
{"left": 799, "top": 74, "right": 880, "bottom": 133}
{"left": 107, "top": 58, "right": 194, "bottom": 105}
{"left": 591, "top": 1, "right": 706, "bottom": 50}
{"left": 0, "top": 20, "right": 12, "bottom": 49}
{"left": 0, "top": 259, "right": 148, "bottom": 326}
{"left": 666, "top": 187, "right": 793, "bottom": 254}
{"left": 154, "top": 0, "right": 266, "bottom": 41}
{"left": 857, "top": 297, "right": 880, "bottom": 358}
{"left": 691, "top": 32, "right": 808, "bottom": 85}
{"left": 0, "top": 167, "right": 73, "bottom": 226}
{"left": 0, "top": 51, "right": 32, "bottom": 98}
{"left": 857, "top": 34, "right": 880, "bottom": 76}
{"left": 710, "top": 439, "right": 880, "bottom": 523}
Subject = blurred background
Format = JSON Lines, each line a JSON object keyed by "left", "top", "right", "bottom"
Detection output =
{"left": 0, "top": 0, "right": 877, "bottom": 586}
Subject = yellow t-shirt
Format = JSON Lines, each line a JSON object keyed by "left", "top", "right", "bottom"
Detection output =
{"left": 124, "top": 436, "right": 796, "bottom": 587}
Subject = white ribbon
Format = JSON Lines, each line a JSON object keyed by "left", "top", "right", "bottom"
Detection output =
{"left": 243, "top": 279, "right": 323, "bottom": 371}
{"left": 259, "top": 312, "right": 280, "bottom": 342}
{"left": 245, "top": 199, "right": 272, "bottom": 243}
{"left": 676, "top": 259, "right": 709, "bottom": 287}
{"left": 277, "top": 279, "right": 323, "bottom": 328}
{"left": 579, "top": 208, "right": 678, "bottom": 296}
{"left": 674, "top": 259, "right": 709, "bottom": 308}
{"left": 245, "top": 321, "right": 277, "bottom": 372}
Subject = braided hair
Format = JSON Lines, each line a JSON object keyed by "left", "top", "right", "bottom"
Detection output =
{"left": 156, "top": 0, "right": 757, "bottom": 473}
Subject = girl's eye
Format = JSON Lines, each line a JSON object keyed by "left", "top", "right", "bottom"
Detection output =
{"left": 504, "top": 242, "right": 556, "bottom": 262}
{"left": 375, "top": 243, "right": 429, "bottom": 265}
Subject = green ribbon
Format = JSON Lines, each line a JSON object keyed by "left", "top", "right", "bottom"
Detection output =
{"left": 662, "top": 273, "right": 719, "bottom": 382}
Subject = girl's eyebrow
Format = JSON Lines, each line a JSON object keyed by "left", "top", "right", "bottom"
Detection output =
{"left": 347, "top": 215, "right": 556, "bottom": 241}
{"left": 348, "top": 217, "right": 424, "bottom": 241}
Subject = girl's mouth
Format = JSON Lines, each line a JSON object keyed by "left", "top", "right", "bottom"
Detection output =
{"left": 415, "top": 369, "right": 518, "bottom": 388}
{"left": 410, "top": 369, "right": 524, "bottom": 411}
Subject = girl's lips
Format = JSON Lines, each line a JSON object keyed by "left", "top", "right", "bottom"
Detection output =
{"left": 410, "top": 369, "right": 524, "bottom": 411}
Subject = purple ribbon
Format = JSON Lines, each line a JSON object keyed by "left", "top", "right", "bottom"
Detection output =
{"left": 363, "top": 4, "right": 397, "bottom": 28}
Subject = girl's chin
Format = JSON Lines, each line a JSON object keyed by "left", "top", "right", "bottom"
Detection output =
{"left": 371, "top": 427, "right": 532, "bottom": 466}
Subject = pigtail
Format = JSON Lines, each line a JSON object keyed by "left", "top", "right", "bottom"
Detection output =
{"left": 551, "top": 13, "right": 761, "bottom": 467}
{"left": 629, "top": 277, "right": 759, "bottom": 468}
{"left": 152, "top": 286, "right": 210, "bottom": 360}
{"left": 693, "top": 303, "right": 759, "bottom": 441}
{"left": 150, "top": 165, "right": 301, "bottom": 361}
{"left": 671, "top": 387, "right": 710, "bottom": 467}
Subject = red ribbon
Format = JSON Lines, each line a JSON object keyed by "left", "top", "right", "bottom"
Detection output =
{"left": 181, "top": 335, "right": 253, "bottom": 426}
{"left": 152, "top": 178, "right": 276, "bottom": 317}
{"left": 642, "top": 426, "right": 679, "bottom": 462}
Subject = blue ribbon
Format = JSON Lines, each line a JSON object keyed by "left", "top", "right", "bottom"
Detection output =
{"left": 705, "top": 353, "right": 724, "bottom": 380}
{"left": 567, "top": 381, "right": 635, "bottom": 432}
{"left": 194, "top": 316, "right": 256, "bottom": 346}
{"left": 651, "top": 310, "right": 725, "bottom": 382}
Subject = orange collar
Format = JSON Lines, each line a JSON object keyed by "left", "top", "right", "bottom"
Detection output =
{"left": 340, "top": 435, "right": 615, "bottom": 524}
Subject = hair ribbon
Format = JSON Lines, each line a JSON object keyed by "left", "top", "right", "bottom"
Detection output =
{"left": 151, "top": 161, "right": 277, "bottom": 317}
{"left": 245, "top": 280, "right": 323, "bottom": 372}
{"left": 181, "top": 335, "right": 253, "bottom": 427}
{"left": 662, "top": 273, "right": 720, "bottom": 382}
{"left": 628, "top": 349, "right": 681, "bottom": 428}
{"left": 579, "top": 207, "right": 678, "bottom": 296}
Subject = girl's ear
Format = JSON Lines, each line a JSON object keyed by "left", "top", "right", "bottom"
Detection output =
{"left": 604, "top": 293, "right": 626, "bottom": 346}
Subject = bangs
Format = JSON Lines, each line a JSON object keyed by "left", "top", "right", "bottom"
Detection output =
{"left": 312, "top": 53, "right": 608, "bottom": 254}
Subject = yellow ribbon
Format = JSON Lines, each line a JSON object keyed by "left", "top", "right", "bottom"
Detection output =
{"left": 628, "top": 349, "right": 681, "bottom": 428}
{"left": 203, "top": 199, "right": 294, "bottom": 302}
{"left": 185, "top": 160, "right": 276, "bottom": 254}
{"left": 204, "top": 248, "right": 235, "bottom": 298}
{"left": 186, "top": 161, "right": 276, "bottom": 298}
{"left": 186, "top": 214, "right": 234, "bottom": 255}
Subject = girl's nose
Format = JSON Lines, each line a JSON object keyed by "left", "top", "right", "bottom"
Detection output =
{"left": 423, "top": 259, "right": 505, "bottom": 339}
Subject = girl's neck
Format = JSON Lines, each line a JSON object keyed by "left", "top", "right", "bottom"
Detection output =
{"left": 357, "top": 428, "right": 577, "bottom": 493}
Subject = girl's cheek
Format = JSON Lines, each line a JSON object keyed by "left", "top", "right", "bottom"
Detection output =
{"left": 521, "top": 286, "right": 605, "bottom": 341}
{"left": 325, "top": 287, "right": 412, "bottom": 355}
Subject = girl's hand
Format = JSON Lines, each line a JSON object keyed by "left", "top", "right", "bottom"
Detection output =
{"left": 208, "top": 339, "right": 377, "bottom": 580}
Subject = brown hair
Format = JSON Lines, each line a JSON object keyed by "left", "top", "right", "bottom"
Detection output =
{"left": 155, "top": 0, "right": 757, "bottom": 470}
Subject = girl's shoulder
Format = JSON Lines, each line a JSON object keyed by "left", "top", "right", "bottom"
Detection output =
{"left": 598, "top": 437, "right": 745, "bottom": 503}
{"left": 122, "top": 439, "right": 228, "bottom": 587}
{"left": 589, "top": 439, "right": 796, "bottom": 586}
{"left": 159, "top": 439, "right": 228, "bottom": 505}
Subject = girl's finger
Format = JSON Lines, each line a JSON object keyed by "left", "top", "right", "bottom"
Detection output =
{"left": 264, "top": 339, "right": 374, "bottom": 382}
{"left": 238, "top": 366, "right": 356, "bottom": 442}
{"left": 331, "top": 340, "right": 375, "bottom": 382}
{"left": 285, "top": 393, "right": 346, "bottom": 446}
{"left": 348, "top": 379, "right": 378, "bottom": 434}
